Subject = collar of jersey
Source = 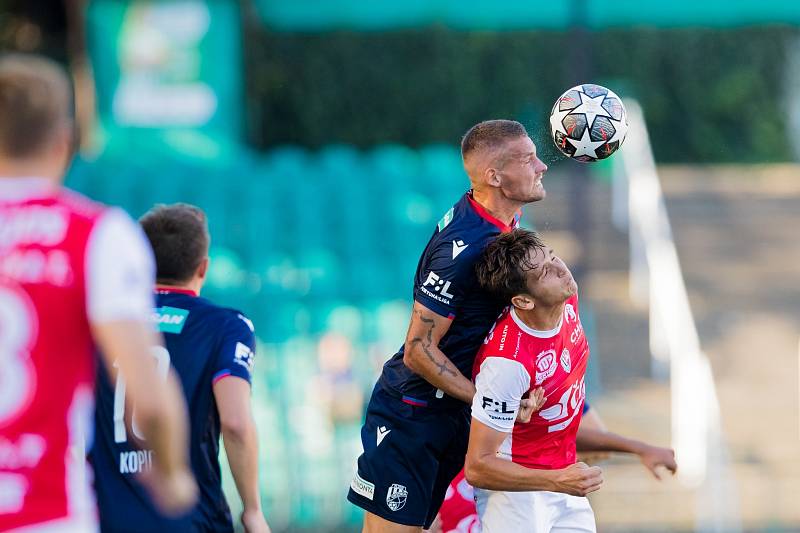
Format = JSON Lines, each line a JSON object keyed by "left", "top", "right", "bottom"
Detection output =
{"left": 466, "top": 191, "right": 517, "bottom": 233}
{"left": 510, "top": 307, "right": 563, "bottom": 338}
{"left": 155, "top": 286, "right": 198, "bottom": 297}
{"left": 0, "top": 177, "right": 57, "bottom": 201}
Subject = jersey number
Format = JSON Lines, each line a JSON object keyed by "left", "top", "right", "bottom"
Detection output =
{"left": 0, "top": 284, "right": 37, "bottom": 426}
{"left": 112, "top": 346, "right": 170, "bottom": 443}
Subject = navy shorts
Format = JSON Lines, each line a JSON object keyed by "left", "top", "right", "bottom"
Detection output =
{"left": 347, "top": 384, "right": 470, "bottom": 528}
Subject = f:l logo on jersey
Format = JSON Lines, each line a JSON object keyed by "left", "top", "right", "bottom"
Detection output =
{"left": 422, "top": 271, "right": 455, "bottom": 299}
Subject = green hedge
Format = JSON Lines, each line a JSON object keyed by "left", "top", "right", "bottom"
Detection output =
{"left": 246, "top": 25, "right": 796, "bottom": 163}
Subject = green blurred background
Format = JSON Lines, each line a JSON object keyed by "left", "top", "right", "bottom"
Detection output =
{"left": 2, "top": 1, "right": 799, "bottom": 531}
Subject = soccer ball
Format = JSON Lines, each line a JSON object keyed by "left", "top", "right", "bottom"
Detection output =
{"left": 549, "top": 84, "right": 628, "bottom": 163}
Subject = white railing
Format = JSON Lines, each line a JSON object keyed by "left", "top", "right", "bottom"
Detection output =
{"left": 611, "top": 100, "right": 741, "bottom": 532}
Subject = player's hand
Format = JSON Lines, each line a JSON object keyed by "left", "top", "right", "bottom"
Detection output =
{"left": 139, "top": 466, "right": 198, "bottom": 516}
{"left": 551, "top": 462, "right": 603, "bottom": 496}
{"left": 516, "top": 387, "right": 546, "bottom": 423}
{"left": 637, "top": 445, "right": 677, "bottom": 480}
{"left": 242, "top": 508, "right": 271, "bottom": 533}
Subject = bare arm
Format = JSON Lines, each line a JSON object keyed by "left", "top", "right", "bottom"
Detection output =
{"left": 213, "top": 377, "right": 270, "bottom": 532}
{"left": 402, "top": 301, "right": 475, "bottom": 404}
{"left": 464, "top": 417, "right": 603, "bottom": 495}
{"left": 576, "top": 425, "right": 677, "bottom": 479}
{"left": 93, "top": 320, "right": 196, "bottom": 514}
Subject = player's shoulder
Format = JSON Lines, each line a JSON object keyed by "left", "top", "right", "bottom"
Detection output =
{"left": 55, "top": 187, "right": 109, "bottom": 221}
{"left": 193, "top": 297, "right": 256, "bottom": 335}
{"left": 426, "top": 193, "right": 496, "bottom": 261}
{"left": 478, "top": 307, "right": 520, "bottom": 360}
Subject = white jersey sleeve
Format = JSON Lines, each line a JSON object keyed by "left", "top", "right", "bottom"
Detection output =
{"left": 471, "top": 357, "right": 531, "bottom": 433}
{"left": 85, "top": 208, "right": 155, "bottom": 324}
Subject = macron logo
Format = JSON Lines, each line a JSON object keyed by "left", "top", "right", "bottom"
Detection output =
{"left": 452, "top": 239, "right": 468, "bottom": 259}
{"left": 377, "top": 426, "right": 391, "bottom": 446}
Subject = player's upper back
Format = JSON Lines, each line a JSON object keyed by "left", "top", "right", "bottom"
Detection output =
{"left": 380, "top": 191, "right": 520, "bottom": 408}
{"left": 153, "top": 290, "right": 256, "bottom": 404}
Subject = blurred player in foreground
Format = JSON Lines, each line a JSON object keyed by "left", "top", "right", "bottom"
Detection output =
{"left": 465, "top": 230, "right": 676, "bottom": 533}
{"left": 0, "top": 54, "right": 196, "bottom": 532}
{"left": 348, "top": 120, "right": 599, "bottom": 533}
{"left": 431, "top": 403, "right": 676, "bottom": 533}
{"left": 90, "top": 203, "right": 270, "bottom": 533}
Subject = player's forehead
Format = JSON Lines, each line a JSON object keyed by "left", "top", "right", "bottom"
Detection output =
{"left": 502, "top": 135, "right": 536, "bottom": 158}
{"left": 527, "top": 246, "right": 554, "bottom": 270}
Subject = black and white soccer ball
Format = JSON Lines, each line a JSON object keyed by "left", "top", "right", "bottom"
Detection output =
{"left": 549, "top": 84, "right": 628, "bottom": 163}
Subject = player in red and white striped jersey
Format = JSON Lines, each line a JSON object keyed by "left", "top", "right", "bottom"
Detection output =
{"left": 0, "top": 53, "right": 196, "bottom": 532}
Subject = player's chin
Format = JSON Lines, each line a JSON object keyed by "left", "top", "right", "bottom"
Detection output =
{"left": 565, "top": 279, "right": 578, "bottom": 296}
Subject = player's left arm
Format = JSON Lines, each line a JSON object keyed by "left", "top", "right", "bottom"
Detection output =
{"left": 212, "top": 314, "right": 271, "bottom": 533}
{"left": 576, "top": 423, "right": 677, "bottom": 479}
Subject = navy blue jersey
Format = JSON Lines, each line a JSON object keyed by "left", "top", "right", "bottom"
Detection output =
{"left": 379, "top": 191, "right": 519, "bottom": 409}
{"left": 90, "top": 289, "right": 256, "bottom": 533}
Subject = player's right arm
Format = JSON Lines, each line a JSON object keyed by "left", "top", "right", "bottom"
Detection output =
{"left": 212, "top": 313, "right": 270, "bottom": 533}
{"left": 465, "top": 419, "right": 603, "bottom": 495}
{"left": 402, "top": 301, "right": 475, "bottom": 404}
{"left": 87, "top": 209, "right": 196, "bottom": 515}
{"left": 464, "top": 356, "right": 602, "bottom": 495}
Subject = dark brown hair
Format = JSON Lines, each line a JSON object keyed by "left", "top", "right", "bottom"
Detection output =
{"left": 460, "top": 119, "right": 528, "bottom": 161}
{"left": 0, "top": 53, "right": 73, "bottom": 159}
{"left": 139, "top": 203, "right": 210, "bottom": 285}
{"left": 476, "top": 229, "right": 546, "bottom": 302}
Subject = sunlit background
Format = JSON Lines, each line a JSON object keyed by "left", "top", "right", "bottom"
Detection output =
{"left": 2, "top": 1, "right": 799, "bottom": 531}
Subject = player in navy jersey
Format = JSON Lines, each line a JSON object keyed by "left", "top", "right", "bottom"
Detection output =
{"left": 348, "top": 120, "right": 600, "bottom": 532}
{"left": 90, "top": 204, "right": 271, "bottom": 533}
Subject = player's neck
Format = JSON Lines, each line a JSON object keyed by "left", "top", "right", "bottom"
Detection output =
{"left": 155, "top": 279, "right": 202, "bottom": 296}
{"left": 470, "top": 188, "right": 520, "bottom": 227}
{"left": 515, "top": 303, "right": 565, "bottom": 332}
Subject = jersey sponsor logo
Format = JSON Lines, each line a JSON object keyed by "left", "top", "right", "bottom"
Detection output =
{"left": 0, "top": 434, "right": 46, "bottom": 470}
{"left": 350, "top": 472, "right": 375, "bottom": 501}
{"left": 452, "top": 239, "right": 469, "bottom": 259}
{"left": 386, "top": 483, "right": 408, "bottom": 511}
{"left": 119, "top": 449, "right": 154, "bottom": 474}
{"left": 377, "top": 426, "right": 391, "bottom": 446}
{"left": 0, "top": 473, "right": 27, "bottom": 514}
{"left": 0, "top": 206, "right": 68, "bottom": 250}
{"left": 512, "top": 331, "right": 523, "bottom": 358}
{"left": 421, "top": 271, "right": 455, "bottom": 303}
{"left": 539, "top": 377, "right": 586, "bottom": 433}
{"left": 570, "top": 320, "right": 584, "bottom": 345}
{"left": 234, "top": 342, "right": 254, "bottom": 373}
{"left": 152, "top": 306, "right": 189, "bottom": 334}
{"left": 535, "top": 349, "right": 558, "bottom": 385}
{"left": 481, "top": 396, "right": 516, "bottom": 422}
{"left": 564, "top": 303, "right": 577, "bottom": 323}
{"left": 0, "top": 249, "right": 74, "bottom": 286}
{"left": 497, "top": 324, "right": 509, "bottom": 352}
{"left": 437, "top": 207, "right": 455, "bottom": 232}
{"left": 560, "top": 348, "right": 571, "bottom": 373}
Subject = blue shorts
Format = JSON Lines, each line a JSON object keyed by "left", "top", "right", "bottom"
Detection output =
{"left": 347, "top": 384, "right": 470, "bottom": 528}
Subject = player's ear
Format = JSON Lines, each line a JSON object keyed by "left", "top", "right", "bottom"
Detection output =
{"left": 511, "top": 293, "right": 534, "bottom": 311}
{"left": 484, "top": 166, "right": 501, "bottom": 188}
{"left": 196, "top": 257, "right": 209, "bottom": 281}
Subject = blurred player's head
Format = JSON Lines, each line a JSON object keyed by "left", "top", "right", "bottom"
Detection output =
{"left": 140, "top": 203, "right": 210, "bottom": 292}
{"left": 477, "top": 229, "right": 576, "bottom": 310}
{"left": 461, "top": 120, "right": 547, "bottom": 204}
{"left": 0, "top": 53, "right": 75, "bottom": 181}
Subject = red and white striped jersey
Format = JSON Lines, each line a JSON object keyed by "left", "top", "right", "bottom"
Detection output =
{"left": 0, "top": 178, "right": 155, "bottom": 531}
{"left": 471, "top": 295, "right": 588, "bottom": 470}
